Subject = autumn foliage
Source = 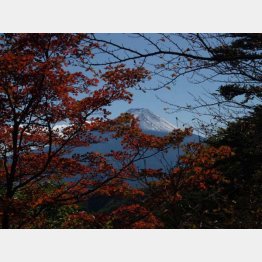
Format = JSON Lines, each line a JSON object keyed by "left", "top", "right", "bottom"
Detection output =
{"left": 0, "top": 34, "right": 231, "bottom": 229}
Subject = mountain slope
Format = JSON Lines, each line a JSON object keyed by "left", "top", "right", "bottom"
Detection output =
{"left": 127, "top": 108, "right": 177, "bottom": 133}
{"left": 71, "top": 108, "right": 201, "bottom": 170}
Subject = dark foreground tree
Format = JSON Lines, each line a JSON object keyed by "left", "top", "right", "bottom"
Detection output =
{"left": 205, "top": 106, "right": 262, "bottom": 228}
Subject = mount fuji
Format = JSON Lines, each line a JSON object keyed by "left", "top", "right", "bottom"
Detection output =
{"left": 126, "top": 108, "right": 177, "bottom": 133}
{"left": 70, "top": 108, "right": 201, "bottom": 171}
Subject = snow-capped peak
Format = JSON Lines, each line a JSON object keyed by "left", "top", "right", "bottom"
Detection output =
{"left": 127, "top": 108, "right": 176, "bottom": 133}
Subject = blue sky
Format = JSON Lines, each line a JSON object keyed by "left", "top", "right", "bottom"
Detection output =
{"left": 93, "top": 34, "right": 220, "bottom": 129}
{"left": 108, "top": 76, "right": 218, "bottom": 129}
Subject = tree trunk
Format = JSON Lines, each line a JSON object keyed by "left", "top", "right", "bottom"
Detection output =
{"left": 2, "top": 207, "right": 10, "bottom": 229}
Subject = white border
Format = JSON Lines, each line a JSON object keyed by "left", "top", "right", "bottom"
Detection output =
{"left": 0, "top": 0, "right": 261, "bottom": 261}
{"left": 0, "top": 0, "right": 261, "bottom": 32}
{"left": 0, "top": 229, "right": 261, "bottom": 261}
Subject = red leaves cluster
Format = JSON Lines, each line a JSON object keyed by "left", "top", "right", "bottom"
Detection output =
{"left": 102, "top": 64, "right": 149, "bottom": 89}
{"left": 0, "top": 34, "right": 233, "bottom": 229}
{"left": 178, "top": 143, "right": 233, "bottom": 190}
{"left": 62, "top": 211, "right": 96, "bottom": 229}
{"left": 137, "top": 143, "right": 233, "bottom": 219}
{"left": 108, "top": 204, "right": 163, "bottom": 229}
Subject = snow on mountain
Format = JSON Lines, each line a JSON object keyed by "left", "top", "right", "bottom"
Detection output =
{"left": 54, "top": 108, "right": 178, "bottom": 134}
{"left": 127, "top": 108, "right": 176, "bottom": 133}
